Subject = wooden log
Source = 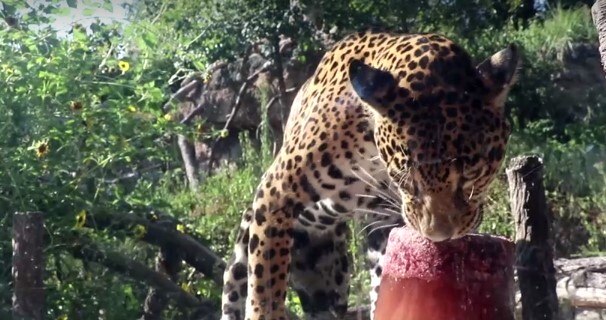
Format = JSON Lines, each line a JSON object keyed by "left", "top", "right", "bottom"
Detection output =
{"left": 555, "top": 256, "right": 606, "bottom": 277}
{"left": 556, "top": 275, "right": 606, "bottom": 309}
{"left": 557, "top": 271, "right": 606, "bottom": 309}
{"left": 12, "top": 211, "right": 45, "bottom": 320}
{"left": 506, "top": 156, "right": 559, "bottom": 320}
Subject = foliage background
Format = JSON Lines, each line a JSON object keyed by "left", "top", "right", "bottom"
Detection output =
{"left": 0, "top": 0, "right": 605, "bottom": 318}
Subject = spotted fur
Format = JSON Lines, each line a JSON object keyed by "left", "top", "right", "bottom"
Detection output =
{"left": 221, "top": 30, "right": 520, "bottom": 320}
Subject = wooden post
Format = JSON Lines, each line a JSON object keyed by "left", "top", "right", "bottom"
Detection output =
{"left": 506, "top": 156, "right": 559, "bottom": 320}
{"left": 592, "top": 0, "right": 606, "bottom": 76}
{"left": 12, "top": 211, "right": 45, "bottom": 320}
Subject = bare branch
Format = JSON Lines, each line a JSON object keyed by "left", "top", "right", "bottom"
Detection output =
{"left": 165, "top": 77, "right": 205, "bottom": 113}
{"left": 222, "top": 61, "right": 272, "bottom": 131}
{"left": 83, "top": 211, "right": 226, "bottom": 286}
{"left": 68, "top": 236, "right": 213, "bottom": 312}
{"left": 205, "top": 45, "right": 273, "bottom": 173}
{"left": 140, "top": 219, "right": 183, "bottom": 320}
{"left": 262, "top": 87, "right": 297, "bottom": 112}
{"left": 272, "top": 34, "right": 289, "bottom": 131}
{"left": 178, "top": 134, "right": 200, "bottom": 189}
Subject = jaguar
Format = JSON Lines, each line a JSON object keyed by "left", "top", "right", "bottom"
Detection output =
{"left": 220, "top": 29, "right": 519, "bottom": 320}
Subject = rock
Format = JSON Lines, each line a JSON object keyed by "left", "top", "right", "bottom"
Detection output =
{"left": 171, "top": 41, "right": 322, "bottom": 177}
{"left": 574, "top": 308, "right": 606, "bottom": 320}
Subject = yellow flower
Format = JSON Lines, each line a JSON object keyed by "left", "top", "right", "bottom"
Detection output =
{"left": 70, "top": 101, "right": 83, "bottom": 111}
{"left": 34, "top": 140, "right": 50, "bottom": 158}
{"left": 75, "top": 210, "right": 87, "bottom": 228}
{"left": 163, "top": 113, "right": 173, "bottom": 121}
{"left": 176, "top": 224, "right": 186, "bottom": 233}
{"left": 132, "top": 224, "right": 147, "bottom": 238}
{"left": 118, "top": 60, "right": 130, "bottom": 73}
{"left": 219, "top": 129, "right": 229, "bottom": 138}
{"left": 203, "top": 73, "right": 212, "bottom": 83}
{"left": 181, "top": 281, "right": 192, "bottom": 293}
{"left": 57, "top": 314, "right": 68, "bottom": 320}
{"left": 127, "top": 105, "right": 137, "bottom": 113}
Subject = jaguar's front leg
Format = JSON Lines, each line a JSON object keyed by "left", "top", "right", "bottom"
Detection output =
{"left": 363, "top": 212, "right": 404, "bottom": 320}
{"left": 221, "top": 209, "right": 253, "bottom": 320}
{"left": 245, "top": 197, "right": 296, "bottom": 320}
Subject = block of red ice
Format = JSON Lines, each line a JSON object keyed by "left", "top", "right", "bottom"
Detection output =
{"left": 374, "top": 227, "right": 515, "bottom": 320}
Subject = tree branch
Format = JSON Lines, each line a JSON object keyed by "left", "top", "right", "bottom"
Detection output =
{"left": 83, "top": 211, "right": 226, "bottom": 286}
{"left": 67, "top": 235, "right": 213, "bottom": 312}
{"left": 271, "top": 34, "right": 289, "bottom": 155}
{"left": 178, "top": 134, "right": 200, "bottom": 190}
{"left": 272, "top": 34, "right": 289, "bottom": 129}
{"left": 262, "top": 87, "right": 297, "bottom": 112}
{"left": 223, "top": 62, "right": 272, "bottom": 130}
{"left": 140, "top": 219, "right": 183, "bottom": 320}
{"left": 205, "top": 49, "right": 273, "bottom": 174}
{"left": 167, "top": 77, "right": 205, "bottom": 108}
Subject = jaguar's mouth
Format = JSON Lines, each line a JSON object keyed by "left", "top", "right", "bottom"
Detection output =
{"left": 417, "top": 212, "right": 456, "bottom": 242}
{"left": 400, "top": 191, "right": 464, "bottom": 242}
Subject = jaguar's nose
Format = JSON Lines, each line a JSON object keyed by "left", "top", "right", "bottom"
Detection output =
{"left": 418, "top": 213, "right": 455, "bottom": 242}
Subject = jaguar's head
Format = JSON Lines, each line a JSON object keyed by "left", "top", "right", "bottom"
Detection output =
{"left": 349, "top": 35, "right": 519, "bottom": 241}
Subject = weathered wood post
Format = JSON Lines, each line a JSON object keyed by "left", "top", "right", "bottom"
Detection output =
{"left": 592, "top": 0, "right": 606, "bottom": 76}
{"left": 12, "top": 211, "right": 45, "bottom": 320}
{"left": 506, "top": 156, "right": 559, "bottom": 320}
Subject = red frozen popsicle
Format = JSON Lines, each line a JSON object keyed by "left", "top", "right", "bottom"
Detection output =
{"left": 374, "top": 227, "right": 515, "bottom": 320}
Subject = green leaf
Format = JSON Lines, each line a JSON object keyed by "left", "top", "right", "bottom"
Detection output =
{"left": 82, "top": 8, "right": 95, "bottom": 16}
{"left": 51, "top": 7, "right": 71, "bottom": 16}
{"left": 141, "top": 32, "right": 158, "bottom": 47}
{"left": 66, "top": 0, "right": 77, "bottom": 8}
{"left": 101, "top": 0, "right": 113, "bottom": 12}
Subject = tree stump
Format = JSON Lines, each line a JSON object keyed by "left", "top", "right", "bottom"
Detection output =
{"left": 506, "top": 156, "right": 558, "bottom": 320}
{"left": 12, "top": 211, "right": 45, "bottom": 320}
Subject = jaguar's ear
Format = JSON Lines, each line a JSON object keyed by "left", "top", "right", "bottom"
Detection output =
{"left": 349, "top": 59, "right": 396, "bottom": 111}
{"left": 476, "top": 43, "right": 520, "bottom": 108}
